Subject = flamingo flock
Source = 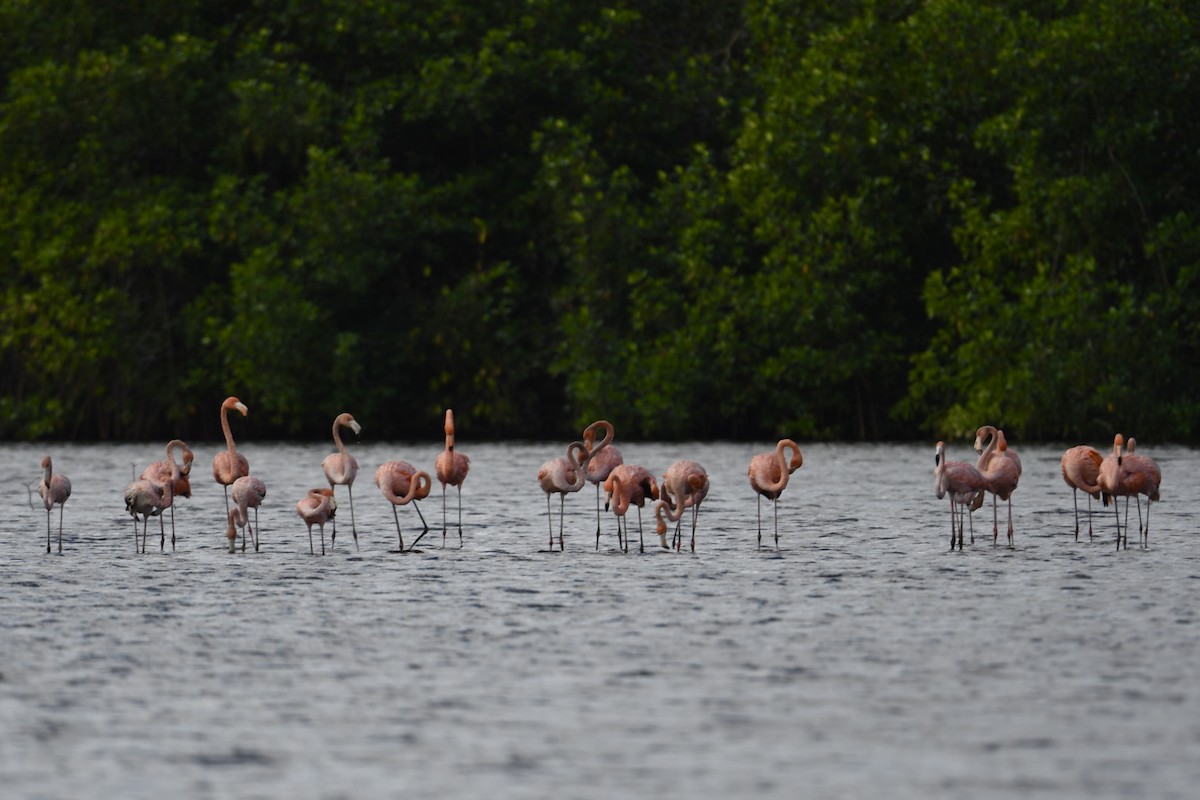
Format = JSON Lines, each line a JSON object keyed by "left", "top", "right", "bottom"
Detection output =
{"left": 27, "top": 400, "right": 1168, "bottom": 556}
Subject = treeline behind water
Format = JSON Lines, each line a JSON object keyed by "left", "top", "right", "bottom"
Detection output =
{"left": 2, "top": 0, "right": 1198, "bottom": 442}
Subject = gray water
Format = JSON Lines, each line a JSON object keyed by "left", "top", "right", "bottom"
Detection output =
{"left": 1, "top": 440, "right": 1197, "bottom": 799}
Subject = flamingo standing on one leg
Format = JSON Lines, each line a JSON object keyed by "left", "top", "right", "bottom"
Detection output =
{"left": 934, "top": 441, "right": 987, "bottom": 550}
{"left": 659, "top": 459, "right": 709, "bottom": 552}
{"left": 231, "top": 475, "right": 267, "bottom": 552}
{"left": 225, "top": 506, "right": 248, "bottom": 554}
{"left": 582, "top": 420, "right": 622, "bottom": 549}
{"left": 141, "top": 439, "right": 193, "bottom": 550}
{"left": 1061, "top": 445, "right": 1103, "bottom": 541}
{"left": 748, "top": 439, "right": 804, "bottom": 550}
{"left": 322, "top": 412, "right": 361, "bottom": 552}
{"left": 536, "top": 441, "right": 591, "bottom": 551}
{"left": 297, "top": 488, "right": 337, "bottom": 555}
{"left": 38, "top": 456, "right": 71, "bottom": 554}
{"left": 604, "top": 464, "right": 660, "bottom": 553}
{"left": 125, "top": 457, "right": 178, "bottom": 553}
{"left": 974, "top": 426, "right": 1022, "bottom": 547}
{"left": 375, "top": 460, "right": 433, "bottom": 552}
{"left": 212, "top": 396, "right": 249, "bottom": 515}
{"left": 435, "top": 409, "right": 470, "bottom": 547}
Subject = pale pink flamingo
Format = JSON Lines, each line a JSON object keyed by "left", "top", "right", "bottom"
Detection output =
{"left": 536, "top": 440, "right": 591, "bottom": 551}
{"left": 375, "top": 460, "right": 433, "bottom": 552}
{"left": 212, "top": 396, "right": 249, "bottom": 514}
{"left": 321, "top": 412, "right": 361, "bottom": 551}
{"left": 583, "top": 420, "right": 622, "bottom": 548}
{"left": 225, "top": 506, "right": 248, "bottom": 554}
{"left": 296, "top": 487, "right": 337, "bottom": 555}
{"left": 747, "top": 439, "right": 804, "bottom": 550}
{"left": 231, "top": 475, "right": 267, "bottom": 552}
{"left": 1061, "top": 445, "right": 1103, "bottom": 541}
{"left": 141, "top": 439, "right": 193, "bottom": 547}
{"left": 125, "top": 456, "right": 179, "bottom": 553}
{"left": 658, "top": 459, "right": 709, "bottom": 552}
{"left": 435, "top": 409, "right": 471, "bottom": 546}
{"left": 38, "top": 455, "right": 71, "bottom": 554}
{"left": 934, "top": 441, "right": 988, "bottom": 550}
{"left": 973, "top": 425, "right": 1022, "bottom": 547}
{"left": 604, "top": 464, "right": 660, "bottom": 553}
{"left": 1099, "top": 435, "right": 1161, "bottom": 549}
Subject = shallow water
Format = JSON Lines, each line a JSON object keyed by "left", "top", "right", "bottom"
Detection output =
{"left": 1, "top": 440, "right": 1198, "bottom": 799}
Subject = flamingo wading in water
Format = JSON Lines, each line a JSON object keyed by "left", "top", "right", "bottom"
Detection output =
{"left": 582, "top": 420, "right": 622, "bottom": 549}
{"left": 1061, "top": 445, "right": 1103, "bottom": 541}
{"left": 322, "top": 412, "right": 361, "bottom": 551}
{"left": 658, "top": 459, "right": 709, "bottom": 552}
{"left": 212, "top": 396, "right": 249, "bottom": 515}
{"left": 38, "top": 456, "right": 71, "bottom": 554}
{"left": 375, "top": 460, "right": 433, "bottom": 552}
{"left": 297, "top": 488, "right": 337, "bottom": 555}
{"left": 747, "top": 439, "right": 804, "bottom": 550}
{"left": 231, "top": 474, "right": 267, "bottom": 552}
{"left": 1099, "top": 434, "right": 1161, "bottom": 550}
{"left": 142, "top": 439, "right": 193, "bottom": 549}
{"left": 934, "top": 441, "right": 987, "bottom": 550}
{"left": 973, "top": 426, "right": 1022, "bottom": 548}
{"left": 435, "top": 409, "right": 470, "bottom": 547}
{"left": 537, "top": 440, "right": 591, "bottom": 551}
{"left": 604, "top": 464, "right": 660, "bottom": 553}
{"left": 125, "top": 456, "right": 179, "bottom": 553}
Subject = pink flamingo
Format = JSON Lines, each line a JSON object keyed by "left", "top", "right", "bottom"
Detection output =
{"left": 375, "top": 460, "right": 433, "bottom": 552}
{"left": 1100, "top": 435, "right": 1161, "bottom": 549}
{"left": 125, "top": 455, "right": 179, "bottom": 553}
{"left": 1061, "top": 445, "right": 1103, "bottom": 541}
{"left": 435, "top": 409, "right": 471, "bottom": 546}
{"left": 225, "top": 506, "right": 248, "bottom": 554}
{"left": 231, "top": 475, "right": 267, "bottom": 552}
{"left": 212, "top": 396, "right": 249, "bottom": 514}
{"left": 604, "top": 464, "right": 660, "bottom": 553}
{"left": 38, "top": 455, "right": 71, "bottom": 554}
{"left": 536, "top": 440, "right": 591, "bottom": 551}
{"left": 296, "top": 488, "right": 337, "bottom": 555}
{"left": 658, "top": 459, "right": 709, "bottom": 552}
{"left": 583, "top": 420, "right": 622, "bottom": 548}
{"left": 321, "top": 412, "right": 361, "bottom": 551}
{"left": 934, "top": 440, "right": 987, "bottom": 550}
{"left": 747, "top": 439, "right": 804, "bottom": 550}
{"left": 1122, "top": 438, "right": 1162, "bottom": 548}
{"left": 141, "top": 439, "right": 193, "bottom": 547}
{"left": 973, "top": 426, "right": 1022, "bottom": 547}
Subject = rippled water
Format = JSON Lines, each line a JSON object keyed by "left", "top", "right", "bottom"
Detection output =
{"left": 1, "top": 439, "right": 1198, "bottom": 799}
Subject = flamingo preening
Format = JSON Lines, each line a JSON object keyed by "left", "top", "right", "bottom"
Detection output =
{"left": 125, "top": 455, "right": 179, "bottom": 553}
{"left": 748, "top": 439, "right": 804, "bottom": 550}
{"left": 141, "top": 439, "right": 193, "bottom": 548}
{"left": 973, "top": 426, "right": 1022, "bottom": 547}
{"left": 536, "top": 440, "right": 591, "bottom": 551}
{"left": 38, "top": 456, "right": 71, "bottom": 554}
{"left": 658, "top": 459, "right": 709, "bottom": 552}
{"left": 1099, "top": 434, "right": 1162, "bottom": 549}
{"left": 1061, "top": 445, "right": 1103, "bottom": 541}
{"left": 375, "top": 460, "right": 433, "bottom": 552}
{"left": 321, "top": 412, "right": 361, "bottom": 551}
{"left": 296, "top": 488, "right": 337, "bottom": 555}
{"left": 231, "top": 475, "right": 267, "bottom": 552}
{"left": 604, "top": 464, "right": 659, "bottom": 553}
{"left": 934, "top": 440, "right": 987, "bottom": 550}
{"left": 435, "top": 409, "right": 470, "bottom": 547}
{"left": 583, "top": 420, "right": 622, "bottom": 548}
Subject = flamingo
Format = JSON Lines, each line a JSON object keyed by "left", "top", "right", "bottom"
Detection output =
{"left": 225, "top": 506, "right": 248, "bottom": 554}
{"left": 747, "top": 438, "right": 804, "bottom": 550}
{"left": 973, "top": 426, "right": 1022, "bottom": 547}
{"left": 934, "top": 441, "right": 988, "bottom": 550}
{"left": 375, "top": 460, "right": 433, "bottom": 552}
{"left": 658, "top": 459, "right": 709, "bottom": 552}
{"left": 212, "top": 396, "right": 249, "bottom": 514}
{"left": 604, "top": 464, "right": 660, "bottom": 553}
{"left": 321, "top": 412, "right": 361, "bottom": 551}
{"left": 1100, "top": 435, "right": 1161, "bottom": 549}
{"left": 125, "top": 456, "right": 178, "bottom": 553}
{"left": 38, "top": 455, "right": 71, "bottom": 554}
{"left": 1061, "top": 445, "right": 1103, "bottom": 541}
{"left": 435, "top": 409, "right": 471, "bottom": 547}
{"left": 231, "top": 475, "right": 267, "bottom": 552}
{"left": 141, "top": 439, "right": 193, "bottom": 547}
{"left": 536, "top": 440, "right": 591, "bottom": 551}
{"left": 296, "top": 488, "right": 337, "bottom": 555}
{"left": 582, "top": 420, "right": 622, "bottom": 548}
{"left": 1123, "top": 438, "right": 1162, "bottom": 548}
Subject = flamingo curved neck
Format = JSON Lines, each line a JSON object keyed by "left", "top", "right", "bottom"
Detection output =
{"left": 221, "top": 406, "right": 239, "bottom": 459}
{"left": 758, "top": 440, "right": 795, "bottom": 494}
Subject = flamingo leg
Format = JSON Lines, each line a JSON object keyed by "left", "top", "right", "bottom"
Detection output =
{"left": 348, "top": 485, "right": 359, "bottom": 551}
{"left": 442, "top": 484, "right": 448, "bottom": 547}
{"left": 546, "top": 493, "right": 553, "bottom": 551}
{"left": 594, "top": 483, "right": 602, "bottom": 550}
{"left": 691, "top": 504, "right": 699, "bottom": 553}
{"left": 558, "top": 494, "right": 565, "bottom": 552}
{"left": 992, "top": 494, "right": 999, "bottom": 547}
{"left": 1086, "top": 494, "right": 1094, "bottom": 540}
{"left": 1007, "top": 497, "right": 1014, "bottom": 548}
{"left": 307, "top": 523, "right": 315, "bottom": 556}
{"left": 45, "top": 508, "right": 52, "bottom": 554}
{"left": 58, "top": 503, "right": 64, "bottom": 554}
{"left": 320, "top": 523, "right": 327, "bottom": 556}
{"left": 949, "top": 498, "right": 957, "bottom": 550}
{"left": 412, "top": 500, "right": 430, "bottom": 532}
{"left": 159, "top": 512, "right": 166, "bottom": 552}
{"left": 1143, "top": 499, "right": 1152, "bottom": 548}
{"left": 253, "top": 506, "right": 260, "bottom": 552}
{"left": 1072, "top": 489, "right": 1080, "bottom": 542}
{"left": 757, "top": 495, "right": 763, "bottom": 549}
{"left": 456, "top": 484, "right": 464, "bottom": 547}
{"left": 774, "top": 498, "right": 780, "bottom": 550}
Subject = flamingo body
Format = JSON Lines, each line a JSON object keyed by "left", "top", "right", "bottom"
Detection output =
{"left": 604, "top": 463, "right": 660, "bottom": 552}
{"left": 231, "top": 475, "right": 267, "bottom": 552}
{"left": 748, "top": 439, "right": 804, "bottom": 549}
{"left": 974, "top": 426, "right": 1022, "bottom": 547}
{"left": 1061, "top": 445, "right": 1103, "bottom": 541}
{"left": 213, "top": 396, "right": 249, "bottom": 513}
{"left": 375, "top": 460, "right": 433, "bottom": 551}
{"left": 659, "top": 459, "right": 709, "bottom": 552}
{"left": 297, "top": 488, "right": 337, "bottom": 555}
{"left": 322, "top": 412, "right": 361, "bottom": 551}
{"left": 38, "top": 456, "right": 71, "bottom": 554}
{"left": 537, "top": 440, "right": 590, "bottom": 551}
{"left": 435, "top": 409, "right": 470, "bottom": 546}
{"left": 934, "top": 441, "right": 988, "bottom": 550}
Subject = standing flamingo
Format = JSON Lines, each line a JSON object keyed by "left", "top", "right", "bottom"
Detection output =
{"left": 321, "top": 412, "right": 361, "bottom": 552}
{"left": 747, "top": 439, "right": 804, "bottom": 550}
{"left": 658, "top": 459, "right": 709, "bottom": 552}
{"left": 583, "top": 420, "right": 622, "bottom": 548}
{"left": 225, "top": 507, "right": 248, "bottom": 554}
{"left": 435, "top": 409, "right": 471, "bottom": 547}
{"left": 934, "top": 441, "right": 988, "bottom": 550}
{"left": 141, "top": 439, "right": 193, "bottom": 548}
{"left": 212, "top": 396, "right": 249, "bottom": 514}
{"left": 38, "top": 455, "right": 71, "bottom": 554}
{"left": 296, "top": 488, "right": 337, "bottom": 555}
{"left": 1061, "top": 445, "right": 1103, "bottom": 541}
{"left": 125, "top": 457, "right": 178, "bottom": 553}
{"left": 1122, "top": 438, "right": 1162, "bottom": 548}
{"left": 231, "top": 475, "right": 267, "bottom": 552}
{"left": 536, "top": 440, "right": 591, "bottom": 551}
{"left": 604, "top": 464, "right": 660, "bottom": 553}
{"left": 1100, "top": 435, "right": 1161, "bottom": 549}
{"left": 375, "top": 460, "right": 433, "bottom": 552}
{"left": 973, "top": 426, "right": 1022, "bottom": 547}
